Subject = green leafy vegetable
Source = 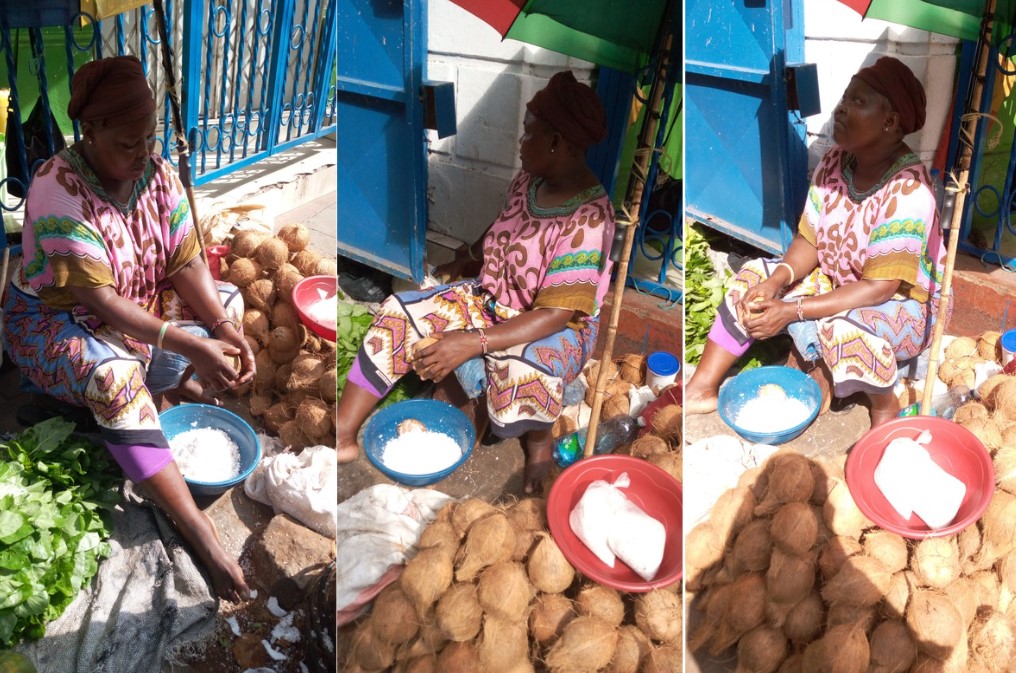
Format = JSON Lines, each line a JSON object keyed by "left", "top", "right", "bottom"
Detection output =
{"left": 0, "top": 419, "right": 121, "bottom": 647}
{"left": 337, "top": 300, "right": 375, "bottom": 399}
{"left": 684, "top": 224, "right": 730, "bottom": 364}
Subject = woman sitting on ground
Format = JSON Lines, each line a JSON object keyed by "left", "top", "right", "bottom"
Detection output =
{"left": 685, "top": 56, "right": 946, "bottom": 428}
{"left": 337, "top": 70, "right": 616, "bottom": 493}
{"left": 2, "top": 56, "right": 255, "bottom": 602}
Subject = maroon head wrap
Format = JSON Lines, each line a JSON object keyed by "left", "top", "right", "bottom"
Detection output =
{"left": 526, "top": 71, "right": 606, "bottom": 149}
{"left": 67, "top": 56, "right": 156, "bottom": 124}
{"left": 854, "top": 56, "right": 927, "bottom": 135}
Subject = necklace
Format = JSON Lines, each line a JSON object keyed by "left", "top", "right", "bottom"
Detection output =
{"left": 109, "top": 181, "right": 138, "bottom": 211}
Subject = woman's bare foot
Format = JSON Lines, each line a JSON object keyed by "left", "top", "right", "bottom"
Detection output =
{"left": 197, "top": 512, "right": 250, "bottom": 603}
{"left": 684, "top": 382, "right": 719, "bottom": 415}
{"left": 522, "top": 429, "right": 553, "bottom": 495}
{"left": 337, "top": 437, "right": 359, "bottom": 463}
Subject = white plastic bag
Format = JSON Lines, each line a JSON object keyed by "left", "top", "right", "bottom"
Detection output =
{"left": 244, "top": 442, "right": 337, "bottom": 538}
{"left": 568, "top": 475, "right": 630, "bottom": 567}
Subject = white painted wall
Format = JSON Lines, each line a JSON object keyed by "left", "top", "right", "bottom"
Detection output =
{"left": 804, "top": 0, "right": 961, "bottom": 171}
{"left": 426, "top": 0, "right": 595, "bottom": 243}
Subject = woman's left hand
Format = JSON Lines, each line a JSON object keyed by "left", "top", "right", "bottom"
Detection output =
{"left": 742, "top": 298, "right": 796, "bottom": 340}
{"left": 411, "top": 330, "right": 481, "bottom": 382}
{"left": 214, "top": 325, "right": 256, "bottom": 386}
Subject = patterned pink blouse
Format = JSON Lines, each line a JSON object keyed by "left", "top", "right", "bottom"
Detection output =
{"left": 798, "top": 146, "right": 945, "bottom": 303}
{"left": 478, "top": 171, "right": 616, "bottom": 322}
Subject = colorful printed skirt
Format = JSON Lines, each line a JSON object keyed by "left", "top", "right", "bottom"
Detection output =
{"left": 2, "top": 278, "right": 244, "bottom": 447}
{"left": 712, "top": 258, "right": 934, "bottom": 397}
{"left": 352, "top": 280, "right": 598, "bottom": 438}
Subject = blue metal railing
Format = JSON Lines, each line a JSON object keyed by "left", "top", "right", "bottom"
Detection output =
{"left": 0, "top": 0, "right": 336, "bottom": 213}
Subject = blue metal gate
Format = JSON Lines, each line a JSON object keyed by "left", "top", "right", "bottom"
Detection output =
{"left": 0, "top": 0, "right": 336, "bottom": 211}
{"left": 335, "top": 0, "right": 427, "bottom": 283}
{"left": 684, "top": 0, "right": 809, "bottom": 254}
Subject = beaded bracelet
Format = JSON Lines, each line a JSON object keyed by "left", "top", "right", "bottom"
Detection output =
{"left": 210, "top": 317, "right": 235, "bottom": 334}
{"left": 477, "top": 328, "right": 488, "bottom": 355}
{"left": 796, "top": 297, "right": 805, "bottom": 322}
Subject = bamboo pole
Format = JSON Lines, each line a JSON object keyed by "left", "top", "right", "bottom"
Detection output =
{"left": 921, "top": 0, "right": 996, "bottom": 415}
{"left": 584, "top": 12, "right": 674, "bottom": 457}
{"left": 152, "top": 0, "right": 208, "bottom": 265}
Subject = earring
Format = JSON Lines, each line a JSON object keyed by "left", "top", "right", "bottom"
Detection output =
{"left": 550, "top": 148, "right": 555, "bottom": 153}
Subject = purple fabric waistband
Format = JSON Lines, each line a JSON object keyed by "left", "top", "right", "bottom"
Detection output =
{"left": 348, "top": 357, "right": 386, "bottom": 399}
{"left": 709, "top": 318, "right": 752, "bottom": 357}
{"left": 106, "top": 442, "right": 174, "bottom": 483}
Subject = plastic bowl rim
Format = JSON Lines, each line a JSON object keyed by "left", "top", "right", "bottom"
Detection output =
{"left": 160, "top": 403, "right": 262, "bottom": 487}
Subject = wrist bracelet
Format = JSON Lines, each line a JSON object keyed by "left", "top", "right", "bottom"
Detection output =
{"left": 209, "top": 317, "right": 234, "bottom": 334}
{"left": 477, "top": 328, "right": 488, "bottom": 355}
{"left": 775, "top": 261, "right": 795, "bottom": 286}
{"left": 157, "top": 321, "right": 170, "bottom": 350}
{"left": 796, "top": 297, "right": 805, "bottom": 322}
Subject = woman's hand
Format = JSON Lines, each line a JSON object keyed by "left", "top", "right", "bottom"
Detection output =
{"left": 184, "top": 338, "right": 245, "bottom": 392}
{"left": 212, "top": 324, "right": 256, "bottom": 386}
{"left": 411, "top": 330, "right": 481, "bottom": 382}
{"left": 736, "top": 278, "right": 781, "bottom": 326}
{"left": 742, "top": 298, "right": 796, "bottom": 340}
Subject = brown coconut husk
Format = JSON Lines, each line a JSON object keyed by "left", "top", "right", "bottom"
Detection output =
{"left": 242, "top": 308, "right": 270, "bottom": 345}
{"left": 943, "top": 577, "right": 979, "bottom": 628}
{"left": 635, "top": 590, "right": 682, "bottom": 644}
{"left": 418, "top": 520, "right": 458, "bottom": 558}
{"left": 511, "top": 528, "right": 538, "bottom": 563}
{"left": 825, "top": 603, "right": 876, "bottom": 632}
{"left": 249, "top": 392, "right": 272, "bottom": 417}
{"left": 434, "top": 583, "right": 482, "bottom": 642}
{"left": 545, "top": 616, "right": 619, "bottom": 673}
{"left": 810, "top": 458, "right": 844, "bottom": 506}
{"left": 398, "top": 654, "right": 438, "bottom": 673}
{"left": 993, "top": 445, "right": 1016, "bottom": 494}
{"left": 883, "top": 570, "right": 912, "bottom": 620}
{"left": 821, "top": 555, "right": 892, "bottom": 608}
{"left": 727, "top": 518, "right": 773, "bottom": 575}
{"left": 770, "top": 502, "right": 819, "bottom": 556}
{"left": 295, "top": 398, "right": 332, "bottom": 438}
{"left": 906, "top": 589, "right": 964, "bottom": 660}
{"left": 823, "top": 481, "right": 873, "bottom": 539}
{"left": 867, "top": 619, "right": 917, "bottom": 673}
{"left": 724, "top": 573, "right": 767, "bottom": 636}
{"left": 477, "top": 615, "right": 529, "bottom": 673}
{"left": 975, "top": 490, "right": 1016, "bottom": 568}
{"left": 990, "top": 379, "right": 1016, "bottom": 424}
{"left": 631, "top": 435, "right": 669, "bottom": 458}
{"left": 320, "top": 368, "right": 337, "bottom": 403}
{"left": 776, "top": 654, "right": 803, "bottom": 673}
{"left": 685, "top": 522, "right": 724, "bottom": 591}
{"left": 608, "top": 624, "right": 651, "bottom": 673}
{"left": 971, "top": 569, "right": 1002, "bottom": 611}
{"left": 230, "top": 229, "right": 267, "bottom": 258}
{"left": 268, "top": 326, "right": 300, "bottom": 364}
{"left": 689, "top": 583, "right": 733, "bottom": 653}
{"left": 618, "top": 353, "right": 646, "bottom": 385}
{"left": 529, "top": 592, "right": 576, "bottom": 646}
{"left": 711, "top": 486, "right": 757, "bottom": 546}
{"left": 962, "top": 416, "right": 1003, "bottom": 452}
{"left": 315, "top": 257, "right": 337, "bottom": 276}
{"left": 862, "top": 530, "right": 909, "bottom": 574}
{"left": 766, "top": 548, "right": 817, "bottom": 606}
{"left": 505, "top": 497, "right": 546, "bottom": 532}
{"left": 262, "top": 402, "right": 292, "bottom": 434}
{"left": 526, "top": 533, "right": 574, "bottom": 594}
{"left": 978, "top": 330, "right": 1002, "bottom": 360}
{"left": 959, "top": 524, "right": 982, "bottom": 573}
{"left": 978, "top": 374, "right": 1011, "bottom": 408}
{"left": 226, "top": 256, "right": 261, "bottom": 287}
{"left": 437, "top": 641, "right": 481, "bottom": 673}
{"left": 245, "top": 278, "right": 276, "bottom": 313}
{"left": 734, "top": 625, "right": 788, "bottom": 673}
{"left": 288, "top": 354, "right": 327, "bottom": 392}
{"left": 399, "top": 547, "right": 453, "bottom": 617}
{"left": 650, "top": 404, "right": 682, "bottom": 442}
{"left": 454, "top": 512, "right": 515, "bottom": 582}
{"left": 476, "top": 561, "right": 534, "bottom": 621}
{"left": 255, "top": 237, "right": 288, "bottom": 271}
{"left": 291, "top": 249, "right": 322, "bottom": 277}
{"left": 601, "top": 394, "right": 630, "bottom": 421}
{"left": 766, "top": 453, "right": 815, "bottom": 505}
{"left": 642, "top": 644, "right": 682, "bottom": 673}
{"left": 276, "top": 264, "right": 304, "bottom": 303}
{"left": 945, "top": 335, "right": 978, "bottom": 360}
{"left": 253, "top": 350, "right": 277, "bottom": 394}
{"left": 800, "top": 622, "right": 869, "bottom": 673}
{"left": 277, "top": 223, "right": 310, "bottom": 253}
{"left": 552, "top": 414, "right": 578, "bottom": 440}
{"left": 576, "top": 584, "right": 625, "bottom": 628}
{"left": 648, "top": 452, "right": 682, "bottom": 481}
{"left": 278, "top": 420, "right": 309, "bottom": 449}
{"left": 953, "top": 401, "right": 990, "bottom": 425}
{"left": 450, "top": 499, "right": 496, "bottom": 538}
{"left": 970, "top": 608, "right": 1016, "bottom": 672}
{"left": 350, "top": 617, "right": 396, "bottom": 671}
{"left": 372, "top": 583, "right": 419, "bottom": 645}
{"left": 911, "top": 537, "right": 960, "bottom": 589}
{"left": 783, "top": 590, "right": 824, "bottom": 646}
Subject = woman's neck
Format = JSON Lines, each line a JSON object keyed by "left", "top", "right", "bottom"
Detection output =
{"left": 532, "top": 160, "right": 597, "bottom": 208}
{"left": 849, "top": 141, "right": 908, "bottom": 192}
{"left": 75, "top": 141, "right": 134, "bottom": 200}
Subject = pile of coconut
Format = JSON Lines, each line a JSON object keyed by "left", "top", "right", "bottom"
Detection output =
{"left": 219, "top": 224, "right": 338, "bottom": 449}
{"left": 898, "top": 332, "right": 1002, "bottom": 410}
{"left": 340, "top": 497, "right": 682, "bottom": 673}
{"left": 553, "top": 354, "right": 682, "bottom": 483}
{"left": 686, "top": 449, "right": 1016, "bottom": 673}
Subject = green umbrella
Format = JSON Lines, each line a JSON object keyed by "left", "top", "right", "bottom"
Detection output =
{"left": 835, "top": 0, "right": 1014, "bottom": 42}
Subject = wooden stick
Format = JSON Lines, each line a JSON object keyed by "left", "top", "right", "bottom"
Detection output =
{"left": 585, "top": 23, "right": 673, "bottom": 457}
{"left": 921, "top": 0, "right": 996, "bottom": 415}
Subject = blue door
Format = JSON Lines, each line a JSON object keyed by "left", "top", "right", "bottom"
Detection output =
{"left": 337, "top": 0, "right": 427, "bottom": 282}
{"left": 685, "top": 0, "right": 809, "bottom": 254}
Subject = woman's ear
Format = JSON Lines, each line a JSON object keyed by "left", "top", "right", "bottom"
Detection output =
{"left": 883, "top": 108, "right": 901, "bottom": 135}
{"left": 550, "top": 131, "right": 563, "bottom": 154}
{"left": 81, "top": 120, "right": 96, "bottom": 145}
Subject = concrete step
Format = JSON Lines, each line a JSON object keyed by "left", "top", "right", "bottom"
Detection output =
{"left": 947, "top": 252, "right": 1016, "bottom": 337}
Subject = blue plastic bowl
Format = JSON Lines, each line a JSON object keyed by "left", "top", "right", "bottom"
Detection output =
{"left": 362, "top": 399, "right": 475, "bottom": 487}
{"left": 718, "top": 365, "right": 821, "bottom": 445}
{"left": 160, "top": 404, "right": 262, "bottom": 496}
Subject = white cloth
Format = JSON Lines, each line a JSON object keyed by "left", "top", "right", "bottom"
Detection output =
{"left": 336, "top": 485, "right": 454, "bottom": 624}
{"left": 684, "top": 435, "right": 779, "bottom": 527}
{"left": 244, "top": 437, "right": 337, "bottom": 539}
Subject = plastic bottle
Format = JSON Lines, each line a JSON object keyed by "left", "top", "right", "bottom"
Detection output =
{"left": 552, "top": 416, "right": 641, "bottom": 468}
{"left": 931, "top": 385, "right": 973, "bottom": 420}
